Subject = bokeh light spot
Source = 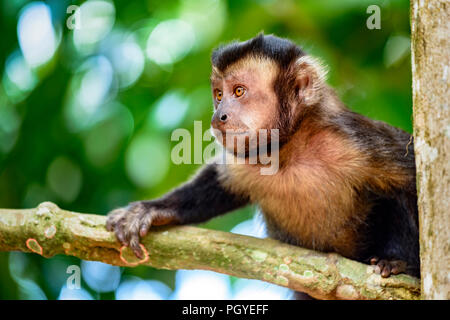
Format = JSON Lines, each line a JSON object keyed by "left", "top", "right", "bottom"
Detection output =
{"left": 108, "top": 34, "right": 145, "bottom": 88}
{"left": 3, "top": 51, "right": 37, "bottom": 101}
{"left": 17, "top": 2, "right": 57, "bottom": 68}
{"left": 146, "top": 19, "right": 195, "bottom": 65}
{"left": 81, "top": 260, "right": 121, "bottom": 292}
{"left": 78, "top": 56, "right": 114, "bottom": 114}
{"left": 230, "top": 216, "right": 267, "bottom": 238}
{"left": 65, "top": 55, "right": 115, "bottom": 132}
{"left": 0, "top": 103, "right": 21, "bottom": 153}
{"left": 152, "top": 90, "right": 189, "bottom": 130}
{"left": 58, "top": 285, "right": 93, "bottom": 300}
{"left": 233, "top": 278, "right": 291, "bottom": 300}
{"left": 84, "top": 103, "right": 134, "bottom": 167}
{"left": 125, "top": 133, "right": 170, "bottom": 188}
{"left": 179, "top": 0, "right": 226, "bottom": 49}
{"left": 384, "top": 35, "right": 411, "bottom": 68}
{"left": 116, "top": 277, "right": 172, "bottom": 300}
{"left": 46, "top": 156, "right": 83, "bottom": 203}
{"left": 171, "top": 270, "right": 232, "bottom": 300}
{"left": 73, "top": 0, "right": 115, "bottom": 52}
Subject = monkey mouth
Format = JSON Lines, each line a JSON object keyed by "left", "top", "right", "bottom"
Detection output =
{"left": 225, "top": 130, "right": 250, "bottom": 136}
{"left": 221, "top": 131, "right": 254, "bottom": 144}
{"left": 211, "top": 127, "right": 251, "bottom": 139}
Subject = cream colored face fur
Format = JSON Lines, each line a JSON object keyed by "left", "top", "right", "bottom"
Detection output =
{"left": 210, "top": 56, "right": 279, "bottom": 149}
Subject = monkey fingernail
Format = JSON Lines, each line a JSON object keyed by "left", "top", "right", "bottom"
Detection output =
{"left": 117, "top": 233, "right": 128, "bottom": 246}
{"left": 133, "top": 247, "right": 143, "bottom": 259}
{"left": 139, "top": 228, "right": 147, "bottom": 238}
{"left": 381, "top": 266, "right": 391, "bottom": 278}
{"left": 130, "top": 238, "right": 143, "bottom": 258}
{"left": 106, "top": 219, "right": 114, "bottom": 231}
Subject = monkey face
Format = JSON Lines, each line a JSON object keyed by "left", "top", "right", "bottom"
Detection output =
{"left": 210, "top": 57, "right": 279, "bottom": 154}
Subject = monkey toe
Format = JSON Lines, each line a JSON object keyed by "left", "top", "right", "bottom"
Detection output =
{"left": 388, "top": 260, "right": 407, "bottom": 275}
{"left": 369, "top": 256, "right": 380, "bottom": 265}
{"left": 374, "top": 259, "right": 407, "bottom": 278}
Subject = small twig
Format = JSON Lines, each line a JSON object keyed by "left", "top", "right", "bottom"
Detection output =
{"left": 405, "top": 134, "right": 414, "bottom": 157}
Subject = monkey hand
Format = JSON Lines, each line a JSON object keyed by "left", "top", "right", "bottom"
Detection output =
{"left": 106, "top": 201, "right": 178, "bottom": 258}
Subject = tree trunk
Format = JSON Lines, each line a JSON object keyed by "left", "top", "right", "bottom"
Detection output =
{"left": 411, "top": 0, "right": 450, "bottom": 300}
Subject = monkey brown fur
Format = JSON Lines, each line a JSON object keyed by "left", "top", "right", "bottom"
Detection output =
{"left": 106, "top": 34, "right": 420, "bottom": 283}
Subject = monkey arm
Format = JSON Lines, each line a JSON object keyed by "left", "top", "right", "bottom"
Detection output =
{"left": 148, "top": 163, "right": 250, "bottom": 224}
{"left": 106, "top": 164, "right": 249, "bottom": 257}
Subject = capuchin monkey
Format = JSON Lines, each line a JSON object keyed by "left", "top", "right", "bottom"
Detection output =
{"left": 106, "top": 34, "right": 420, "bottom": 284}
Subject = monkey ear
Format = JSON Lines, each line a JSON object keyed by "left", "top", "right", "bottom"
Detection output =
{"left": 293, "top": 56, "right": 328, "bottom": 105}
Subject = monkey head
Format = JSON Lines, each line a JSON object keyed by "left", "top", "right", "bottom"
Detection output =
{"left": 210, "top": 34, "right": 328, "bottom": 156}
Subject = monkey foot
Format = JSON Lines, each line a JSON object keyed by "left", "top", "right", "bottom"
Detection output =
{"left": 369, "top": 257, "right": 407, "bottom": 278}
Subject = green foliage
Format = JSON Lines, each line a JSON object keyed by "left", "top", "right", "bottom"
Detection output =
{"left": 0, "top": 0, "right": 412, "bottom": 299}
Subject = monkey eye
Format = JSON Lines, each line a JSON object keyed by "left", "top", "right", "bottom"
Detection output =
{"left": 215, "top": 89, "right": 223, "bottom": 102}
{"left": 234, "top": 86, "right": 245, "bottom": 97}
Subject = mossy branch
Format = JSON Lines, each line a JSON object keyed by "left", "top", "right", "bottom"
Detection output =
{"left": 0, "top": 202, "right": 420, "bottom": 300}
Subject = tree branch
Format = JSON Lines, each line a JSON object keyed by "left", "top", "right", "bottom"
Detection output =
{"left": 0, "top": 202, "right": 420, "bottom": 300}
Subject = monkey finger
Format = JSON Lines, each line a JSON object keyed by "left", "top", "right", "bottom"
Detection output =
{"left": 106, "top": 215, "right": 113, "bottom": 231}
{"left": 375, "top": 260, "right": 386, "bottom": 275}
{"left": 111, "top": 217, "right": 128, "bottom": 244}
{"left": 130, "top": 235, "right": 144, "bottom": 259}
{"left": 115, "top": 228, "right": 128, "bottom": 246}
{"left": 106, "top": 221, "right": 114, "bottom": 232}
{"left": 106, "top": 208, "right": 127, "bottom": 230}
{"left": 106, "top": 214, "right": 120, "bottom": 231}
{"left": 381, "top": 265, "right": 391, "bottom": 278}
{"left": 107, "top": 218, "right": 121, "bottom": 232}
{"left": 139, "top": 214, "right": 154, "bottom": 237}
{"left": 369, "top": 256, "right": 379, "bottom": 265}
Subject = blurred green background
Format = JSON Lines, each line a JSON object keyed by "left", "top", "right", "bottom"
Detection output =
{"left": 0, "top": 0, "right": 412, "bottom": 299}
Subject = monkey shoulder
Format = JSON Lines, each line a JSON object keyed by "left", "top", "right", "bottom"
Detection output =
{"left": 328, "top": 110, "right": 410, "bottom": 147}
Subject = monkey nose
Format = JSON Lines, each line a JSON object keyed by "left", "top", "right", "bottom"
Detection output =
{"left": 211, "top": 112, "right": 229, "bottom": 130}
{"left": 220, "top": 113, "right": 228, "bottom": 122}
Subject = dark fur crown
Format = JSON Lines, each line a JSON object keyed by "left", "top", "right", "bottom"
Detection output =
{"left": 211, "top": 33, "right": 305, "bottom": 72}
